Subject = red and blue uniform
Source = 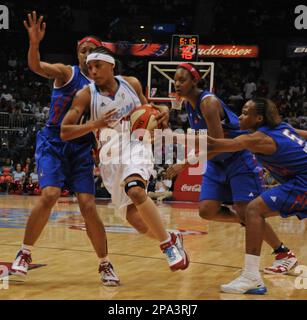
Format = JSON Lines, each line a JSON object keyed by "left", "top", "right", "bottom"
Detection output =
{"left": 35, "top": 65, "right": 95, "bottom": 194}
{"left": 184, "top": 90, "right": 264, "bottom": 203}
{"left": 256, "top": 123, "right": 307, "bottom": 219}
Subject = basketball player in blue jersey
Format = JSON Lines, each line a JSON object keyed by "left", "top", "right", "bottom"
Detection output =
{"left": 167, "top": 63, "right": 297, "bottom": 274}
{"left": 11, "top": 11, "right": 120, "bottom": 286}
{"left": 207, "top": 98, "right": 307, "bottom": 294}
{"left": 61, "top": 46, "right": 189, "bottom": 272}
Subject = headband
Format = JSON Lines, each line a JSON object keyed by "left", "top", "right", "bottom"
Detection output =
{"left": 177, "top": 63, "right": 201, "bottom": 81}
{"left": 86, "top": 53, "right": 115, "bottom": 66}
{"left": 77, "top": 36, "right": 101, "bottom": 50}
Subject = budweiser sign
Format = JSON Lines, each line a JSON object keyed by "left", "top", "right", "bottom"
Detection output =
{"left": 198, "top": 45, "right": 259, "bottom": 58}
{"left": 181, "top": 184, "right": 201, "bottom": 192}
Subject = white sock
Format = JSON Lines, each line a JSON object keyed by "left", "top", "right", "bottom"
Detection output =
{"left": 22, "top": 244, "right": 33, "bottom": 252}
{"left": 160, "top": 233, "right": 171, "bottom": 245}
{"left": 243, "top": 254, "right": 261, "bottom": 278}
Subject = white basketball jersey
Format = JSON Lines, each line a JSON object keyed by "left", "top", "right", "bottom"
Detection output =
{"left": 89, "top": 75, "right": 142, "bottom": 162}
{"left": 89, "top": 75, "right": 141, "bottom": 131}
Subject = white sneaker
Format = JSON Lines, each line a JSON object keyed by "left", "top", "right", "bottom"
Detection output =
{"left": 171, "top": 231, "right": 189, "bottom": 270}
{"left": 11, "top": 249, "right": 32, "bottom": 276}
{"left": 160, "top": 232, "right": 189, "bottom": 271}
{"left": 99, "top": 261, "right": 120, "bottom": 286}
{"left": 264, "top": 251, "right": 298, "bottom": 275}
{"left": 221, "top": 273, "right": 267, "bottom": 294}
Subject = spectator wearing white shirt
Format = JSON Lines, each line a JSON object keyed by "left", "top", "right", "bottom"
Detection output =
{"left": 29, "top": 165, "right": 39, "bottom": 184}
{"left": 244, "top": 78, "right": 257, "bottom": 100}
{"left": 12, "top": 163, "right": 26, "bottom": 183}
{"left": 0, "top": 85, "right": 13, "bottom": 102}
{"left": 10, "top": 163, "right": 25, "bottom": 195}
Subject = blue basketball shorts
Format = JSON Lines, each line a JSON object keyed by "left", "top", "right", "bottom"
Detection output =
{"left": 261, "top": 174, "right": 307, "bottom": 220}
{"left": 35, "top": 128, "right": 95, "bottom": 194}
{"left": 200, "top": 150, "right": 265, "bottom": 203}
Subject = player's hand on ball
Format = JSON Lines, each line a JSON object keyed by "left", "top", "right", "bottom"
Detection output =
{"left": 93, "top": 109, "right": 118, "bottom": 129}
{"left": 165, "top": 163, "right": 186, "bottom": 179}
{"left": 24, "top": 11, "right": 46, "bottom": 45}
{"left": 155, "top": 106, "right": 169, "bottom": 129}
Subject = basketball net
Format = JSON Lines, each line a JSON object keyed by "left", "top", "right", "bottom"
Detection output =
{"left": 168, "top": 92, "right": 183, "bottom": 110}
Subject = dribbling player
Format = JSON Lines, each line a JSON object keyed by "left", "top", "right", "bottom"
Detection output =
{"left": 61, "top": 46, "right": 189, "bottom": 272}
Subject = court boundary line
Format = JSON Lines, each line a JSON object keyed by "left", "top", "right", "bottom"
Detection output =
{"left": 0, "top": 243, "right": 241, "bottom": 270}
{"left": 1, "top": 243, "right": 298, "bottom": 277}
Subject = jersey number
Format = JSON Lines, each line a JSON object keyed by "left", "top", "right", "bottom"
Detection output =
{"left": 283, "top": 129, "right": 307, "bottom": 153}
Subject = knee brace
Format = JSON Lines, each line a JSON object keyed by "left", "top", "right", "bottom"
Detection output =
{"left": 124, "top": 180, "right": 146, "bottom": 195}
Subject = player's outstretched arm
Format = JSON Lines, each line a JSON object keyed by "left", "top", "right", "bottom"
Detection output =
{"left": 61, "top": 87, "right": 116, "bottom": 141}
{"left": 294, "top": 128, "right": 307, "bottom": 140}
{"left": 24, "top": 11, "right": 72, "bottom": 84}
{"left": 207, "top": 131, "right": 276, "bottom": 155}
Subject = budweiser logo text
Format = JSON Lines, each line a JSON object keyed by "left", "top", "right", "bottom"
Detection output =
{"left": 198, "top": 45, "right": 258, "bottom": 58}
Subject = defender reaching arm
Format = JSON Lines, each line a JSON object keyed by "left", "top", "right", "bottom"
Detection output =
{"left": 207, "top": 131, "right": 277, "bottom": 155}
{"left": 24, "top": 11, "right": 72, "bottom": 86}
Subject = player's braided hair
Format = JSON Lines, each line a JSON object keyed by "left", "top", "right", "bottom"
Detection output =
{"left": 252, "top": 98, "right": 281, "bottom": 128}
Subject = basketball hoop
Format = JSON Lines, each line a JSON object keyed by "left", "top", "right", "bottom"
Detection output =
{"left": 168, "top": 92, "right": 183, "bottom": 110}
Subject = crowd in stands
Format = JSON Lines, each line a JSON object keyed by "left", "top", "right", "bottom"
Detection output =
{"left": 1, "top": 36, "right": 306, "bottom": 198}
{"left": 211, "top": 0, "right": 297, "bottom": 40}
{"left": 272, "top": 60, "right": 307, "bottom": 129}
{"left": 5, "top": 0, "right": 192, "bottom": 43}
{"left": 0, "top": 157, "right": 41, "bottom": 195}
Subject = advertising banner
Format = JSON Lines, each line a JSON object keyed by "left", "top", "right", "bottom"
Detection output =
{"left": 100, "top": 41, "right": 259, "bottom": 58}
{"left": 198, "top": 45, "right": 259, "bottom": 58}
{"left": 173, "top": 166, "right": 202, "bottom": 202}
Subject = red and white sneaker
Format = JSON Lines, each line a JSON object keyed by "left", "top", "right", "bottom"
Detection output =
{"left": 264, "top": 251, "right": 298, "bottom": 275}
{"left": 11, "top": 249, "right": 32, "bottom": 276}
{"left": 160, "top": 232, "right": 189, "bottom": 271}
{"left": 99, "top": 261, "right": 120, "bottom": 286}
{"left": 170, "top": 231, "right": 189, "bottom": 270}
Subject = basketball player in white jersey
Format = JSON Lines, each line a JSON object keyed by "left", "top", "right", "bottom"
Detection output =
{"left": 61, "top": 46, "right": 189, "bottom": 272}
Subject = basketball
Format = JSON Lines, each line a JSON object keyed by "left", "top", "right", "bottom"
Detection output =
{"left": 130, "top": 105, "right": 161, "bottom": 132}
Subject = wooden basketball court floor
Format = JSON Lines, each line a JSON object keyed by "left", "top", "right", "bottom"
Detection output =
{"left": 0, "top": 194, "right": 307, "bottom": 300}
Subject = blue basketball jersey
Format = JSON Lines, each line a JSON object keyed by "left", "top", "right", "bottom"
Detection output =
{"left": 47, "top": 65, "right": 90, "bottom": 127}
{"left": 46, "top": 65, "right": 93, "bottom": 143}
{"left": 36, "top": 65, "right": 96, "bottom": 192}
{"left": 184, "top": 90, "right": 248, "bottom": 161}
{"left": 183, "top": 90, "right": 264, "bottom": 203}
{"left": 256, "top": 123, "right": 307, "bottom": 183}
